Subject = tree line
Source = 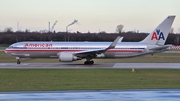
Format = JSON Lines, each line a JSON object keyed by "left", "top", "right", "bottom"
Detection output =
{"left": 0, "top": 31, "right": 180, "bottom": 46}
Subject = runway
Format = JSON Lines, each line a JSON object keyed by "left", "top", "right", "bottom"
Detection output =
{"left": 0, "top": 63, "right": 180, "bottom": 69}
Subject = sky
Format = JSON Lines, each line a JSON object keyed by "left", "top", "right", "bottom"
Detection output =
{"left": 0, "top": 0, "right": 180, "bottom": 33}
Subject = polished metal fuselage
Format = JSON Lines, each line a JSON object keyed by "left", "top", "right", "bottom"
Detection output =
{"left": 5, "top": 41, "right": 160, "bottom": 59}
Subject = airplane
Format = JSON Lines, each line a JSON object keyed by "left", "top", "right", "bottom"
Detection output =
{"left": 4, "top": 16, "right": 175, "bottom": 65}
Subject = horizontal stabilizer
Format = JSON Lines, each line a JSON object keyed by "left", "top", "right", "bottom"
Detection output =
{"left": 149, "top": 45, "right": 172, "bottom": 51}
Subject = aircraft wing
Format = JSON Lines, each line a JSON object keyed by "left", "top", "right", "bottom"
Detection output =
{"left": 118, "top": 37, "right": 124, "bottom": 42}
{"left": 149, "top": 45, "right": 172, "bottom": 51}
{"left": 74, "top": 36, "right": 121, "bottom": 57}
{"left": 74, "top": 49, "right": 106, "bottom": 57}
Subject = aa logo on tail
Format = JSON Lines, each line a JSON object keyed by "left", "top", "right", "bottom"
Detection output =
{"left": 151, "top": 29, "right": 165, "bottom": 40}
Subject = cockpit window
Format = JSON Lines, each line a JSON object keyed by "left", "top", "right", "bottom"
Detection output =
{"left": 8, "top": 46, "right": 14, "bottom": 49}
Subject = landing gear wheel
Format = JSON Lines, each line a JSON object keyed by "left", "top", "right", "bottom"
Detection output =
{"left": 84, "top": 61, "right": 88, "bottom": 65}
{"left": 16, "top": 57, "right": 20, "bottom": 64}
{"left": 17, "top": 60, "right": 20, "bottom": 64}
{"left": 90, "top": 61, "right": 94, "bottom": 65}
{"left": 84, "top": 60, "right": 94, "bottom": 65}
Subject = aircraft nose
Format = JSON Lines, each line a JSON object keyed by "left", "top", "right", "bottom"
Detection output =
{"left": 4, "top": 48, "right": 8, "bottom": 53}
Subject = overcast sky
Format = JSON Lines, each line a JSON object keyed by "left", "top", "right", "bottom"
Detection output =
{"left": 0, "top": 0, "right": 179, "bottom": 33}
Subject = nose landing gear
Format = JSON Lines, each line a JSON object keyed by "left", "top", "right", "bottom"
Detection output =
{"left": 16, "top": 57, "right": 20, "bottom": 64}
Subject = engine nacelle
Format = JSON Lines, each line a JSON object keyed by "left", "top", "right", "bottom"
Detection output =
{"left": 58, "top": 52, "right": 78, "bottom": 62}
{"left": 96, "top": 53, "right": 105, "bottom": 58}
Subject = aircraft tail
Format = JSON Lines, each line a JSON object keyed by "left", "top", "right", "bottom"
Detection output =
{"left": 141, "top": 16, "right": 175, "bottom": 45}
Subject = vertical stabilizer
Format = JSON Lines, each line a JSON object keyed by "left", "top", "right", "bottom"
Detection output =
{"left": 141, "top": 16, "right": 175, "bottom": 45}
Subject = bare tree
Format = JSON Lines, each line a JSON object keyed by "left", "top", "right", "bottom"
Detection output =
{"left": 116, "top": 25, "right": 124, "bottom": 33}
{"left": 4, "top": 27, "right": 13, "bottom": 32}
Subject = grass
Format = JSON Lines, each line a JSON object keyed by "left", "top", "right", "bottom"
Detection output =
{"left": 0, "top": 46, "right": 6, "bottom": 50}
{"left": 0, "top": 69, "right": 180, "bottom": 91}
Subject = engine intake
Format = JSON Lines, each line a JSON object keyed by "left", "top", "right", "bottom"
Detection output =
{"left": 58, "top": 52, "right": 79, "bottom": 62}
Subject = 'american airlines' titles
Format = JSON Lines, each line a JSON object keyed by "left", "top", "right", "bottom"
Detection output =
{"left": 25, "top": 43, "right": 53, "bottom": 48}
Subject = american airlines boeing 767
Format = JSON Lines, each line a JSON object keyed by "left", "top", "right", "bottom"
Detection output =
{"left": 4, "top": 16, "right": 175, "bottom": 65}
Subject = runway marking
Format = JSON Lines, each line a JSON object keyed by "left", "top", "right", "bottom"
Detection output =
{"left": 0, "top": 63, "right": 7, "bottom": 65}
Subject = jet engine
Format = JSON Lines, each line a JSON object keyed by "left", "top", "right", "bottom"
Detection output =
{"left": 58, "top": 52, "right": 79, "bottom": 62}
{"left": 96, "top": 53, "right": 105, "bottom": 58}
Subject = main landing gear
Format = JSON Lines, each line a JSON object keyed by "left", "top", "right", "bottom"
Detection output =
{"left": 16, "top": 57, "right": 21, "bottom": 64}
{"left": 84, "top": 57, "right": 94, "bottom": 65}
{"left": 84, "top": 60, "right": 94, "bottom": 65}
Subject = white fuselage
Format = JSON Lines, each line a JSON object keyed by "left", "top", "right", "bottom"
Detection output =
{"left": 4, "top": 41, "right": 160, "bottom": 59}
